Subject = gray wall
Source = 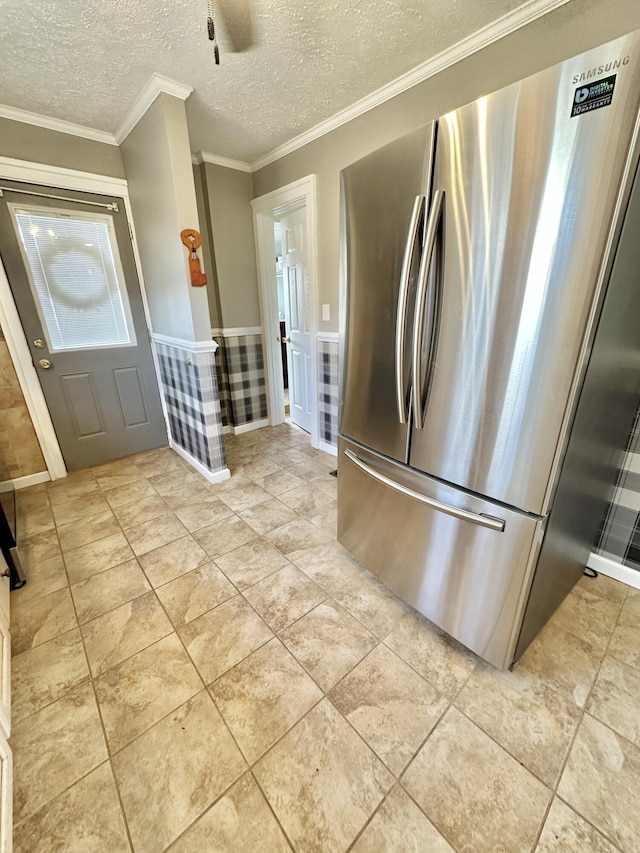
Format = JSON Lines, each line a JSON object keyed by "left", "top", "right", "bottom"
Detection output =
{"left": 0, "top": 116, "right": 125, "bottom": 178}
{"left": 121, "top": 94, "right": 211, "bottom": 341}
{"left": 201, "top": 162, "right": 261, "bottom": 329}
{"left": 252, "top": 0, "right": 640, "bottom": 333}
{"left": 192, "top": 163, "right": 222, "bottom": 328}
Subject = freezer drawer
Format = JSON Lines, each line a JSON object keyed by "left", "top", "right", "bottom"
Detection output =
{"left": 337, "top": 438, "right": 542, "bottom": 669}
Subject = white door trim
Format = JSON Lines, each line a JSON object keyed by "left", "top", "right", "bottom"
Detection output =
{"left": 252, "top": 175, "right": 319, "bottom": 448}
{"left": 0, "top": 155, "right": 170, "bottom": 480}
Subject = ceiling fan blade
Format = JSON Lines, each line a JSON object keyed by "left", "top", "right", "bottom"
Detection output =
{"left": 216, "top": 0, "right": 256, "bottom": 52}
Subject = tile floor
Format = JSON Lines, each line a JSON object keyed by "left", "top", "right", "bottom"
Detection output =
{"left": 9, "top": 422, "right": 640, "bottom": 852}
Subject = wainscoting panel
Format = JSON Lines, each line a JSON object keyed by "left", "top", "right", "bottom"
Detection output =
{"left": 213, "top": 332, "right": 267, "bottom": 429}
{"left": 318, "top": 338, "right": 339, "bottom": 447}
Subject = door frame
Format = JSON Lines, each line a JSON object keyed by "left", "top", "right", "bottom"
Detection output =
{"left": 252, "top": 175, "right": 319, "bottom": 449}
{"left": 0, "top": 155, "right": 169, "bottom": 481}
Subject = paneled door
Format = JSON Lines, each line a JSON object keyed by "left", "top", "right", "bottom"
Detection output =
{"left": 280, "top": 206, "right": 313, "bottom": 433}
{"left": 0, "top": 182, "right": 167, "bottom": 471}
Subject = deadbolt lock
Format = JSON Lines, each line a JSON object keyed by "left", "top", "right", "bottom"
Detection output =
{"left": 33, "top": 339, "right": 45, "bottom": 349}
{"left": 38, "top": 358, "right": 51, "bottom": 369}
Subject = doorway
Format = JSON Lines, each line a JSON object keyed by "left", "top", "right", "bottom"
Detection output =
{"left": 252, "top": 176, "right": 319, "bottom": 447}
{"left": 0, "top": 180, "right": 167, "bottom": 472}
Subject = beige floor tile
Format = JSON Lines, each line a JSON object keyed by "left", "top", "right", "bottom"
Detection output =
{"left": 576, "top": 573, "right": 628, "bottom": 605}
{"left": 102, "top": 478, "right": 158, "bottom": 508}
{"left": 241, "top": 456, "right": 284, "bottom": 480}
{"left": 265, "top": 448, "right": 311, "bottom": 469}
{"left": 113, "top": 690, "right": 245, "bottom": 853}
{"left": 81, "top": 591, "right": 172, "bottom": 676}
{"left": 551, "top": 586, "right": 620, "bottom": 652}
{"left": 163, "top": 483, "right": 216, "bottom": 510}
{"left": 352, "top": 786, "right": 454, "bottom": 853}
{"left": 19, "top": 504, "right": 55, "bottom": 537}
{"left": 63, "top": 531, "right": 135, "bottom": 584}
{"left": 255, "top": 468, "right": 307, "bottom": 497}
{"left": 13, "top": 762, "right": 130, "bottom": 853}
{"left": 173, "top": 497, "right": 234, "bottom": 532}
{"left": 18, "top": 484, "right": 50, "bottom": 513}
{"left": 218, "top": 480, "right": 273, "bottom": 513}
{"left": 124, "top": 511, "right": 188, "bottom": 556}
{"left": 111, "top": 493, "right": 170, "bottom": 529}
{"left": 215, "top": 538, "right": 290, "bottom": 591}
{"left": 331, "top": 644, "right": 448, "bottom": 776}
{"left": 587, "top": 655, "right": 640, "bottom": 745}
{"left": 517, "top": 620, "right": 601, "bottom": 707}
{"left": 402, "top": 707, "right": 550, "bottom": 853}
{"left": 281, "top": 600, "right": 377, "bottom": 691}
{"left": 11, "top": 554, "right": 67, "bottom": 604}
{"left": 156, "top": 562, "right": 236, "bottom": 626}
{"left": 455, "top": 662, "right": 581, "bottom": 786}
{"left": 310, "top": 473, "right": 338, "bottom": 500}
{"left": 135, "top": 451, "right": 184, "bottom": 478}
{"left": 147, "top": 469, "right": 203, "bottom": 498}
{"left": 239, "top": 497, "right": 298, "bottom": 535}
{"left": 212, "top": 638, "right": 322, "bottom": 763}
{"left": 558, "top": 713, "right": 640, "bottom": 851}
{"left": 243, "top": 564, "right": 326, "bottom": 633}
{"left": 266, "top": 517, "right": 333, "bottom": 561}
{"left": 293, "top": 540, "right": 366, "bottom": 594}
{"left": 193, "top": 514, "right": 258, "bottom": 560}
{"left": 95, "top": 633, "right": 203, "bottom": 752}
{"left": 12, "top": 682, "right": 108, "bottom": 825}
{"left": 19, "top": 529, "right": 61, "bottom": 566}
{"left": 170, "top": 770, "right": 290, "bottom": 853}
{"left": 305, "top": 501, "right": 338, "bottom": 537}
{"left": 385, "top": 610, "right": 477, "bottom": 698}
{"left": 57, "top": 509, "right": 120, "bottom": 552}
{"left": 254, "top": 698, "right": 393, "bottom": 853}
{"left": 51, "top": 493, "right": 111, "bottom": 527}
{"left": 92, "top": 458, "right": 144, "bottom": 484}
{"left": 138, "top": 534, "right": 209, "bottom": 587}
{"left": 332, "top": 572, "right": 411, "bottom": 641}
{"left": 71, "top": 558, "right": 150, "bottom": 624}
{"left": 12, "top": 628, "right": 90, "bottom": 723}
{"left": 535, "top": 797, "right": 620, "bottom": 853}
{"left": 11, "top": 588, "right": 77, "bottom": 654}
{"left": 47, "top": 477, "right": 100, "bottom": 507}
{"left": 608, "top": 589, "right": 640, "bottom": 669}
{"left": 279, "top": 484, "right": 334, "bottom": 515}
{"left": 179, "top": 594, "right": 273, "bottom": 683}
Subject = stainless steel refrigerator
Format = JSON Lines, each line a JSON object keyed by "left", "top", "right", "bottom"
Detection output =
{"left": 337, "top": 30, "right": 640, "bottom": 669}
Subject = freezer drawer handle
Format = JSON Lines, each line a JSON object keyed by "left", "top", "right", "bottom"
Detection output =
{"left": 344, "top": 449, "right": 505, "bottom": 532}
{"left": 395, "top": 194, "right": 425, "bottom": 424}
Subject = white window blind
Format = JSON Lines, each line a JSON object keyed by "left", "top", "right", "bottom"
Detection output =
{"left": 10, "top": 205, "right": 136, "bottom": 352}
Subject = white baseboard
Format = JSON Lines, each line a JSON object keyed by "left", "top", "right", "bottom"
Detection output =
{"left": 232, "top": 418, "right": 270, "bottom": 435}
{"left": 169, "top": 440, "right": 231, "bottom": 484}
{"left": 0, "top": 471, "right": 51, "bottom": 492}
{"left": 587, "top": 552, "right": 640, "bottom": 591}
{"left": 319, "top": 440, "right": 338, "bottom": 457}
{"left": 222, "top": 425, "right": 232, "bottom": 435}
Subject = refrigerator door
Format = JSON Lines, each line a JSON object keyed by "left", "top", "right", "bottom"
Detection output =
{"left": 340, "top": 123, "right": 435, "bottom": 463}
{"left": 409, "top": 31, "right": 640, "bottom": 514}
{"left": 338, "top": 437, "right": 541, "bottom": 669}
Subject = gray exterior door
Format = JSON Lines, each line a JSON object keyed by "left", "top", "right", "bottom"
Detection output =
{"left": 0, "top": 181, "right": 167, "bottom": 471}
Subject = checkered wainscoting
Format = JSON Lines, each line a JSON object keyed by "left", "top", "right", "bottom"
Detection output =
{"left": 213, "top": 338, "right": 233, "bottom": 428}
{"left": 595, "top": 401, "right": 640, "bottom": 571}
{"left": 319, "top": 339, "right": 339, "bottom": 446}
{"left": 154, "top": 341, "right": 226, "bottom": 473}
{"left": 223, "top": 334, "right": 268, "bottom": 426}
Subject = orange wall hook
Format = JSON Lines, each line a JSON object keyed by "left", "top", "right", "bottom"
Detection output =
{"left": 180, "top": 228, "right": 208, "bottom": 287}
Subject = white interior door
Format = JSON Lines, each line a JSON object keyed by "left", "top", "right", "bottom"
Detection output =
{"left": 280, "top": 207, "right": 313, "bottom": 433}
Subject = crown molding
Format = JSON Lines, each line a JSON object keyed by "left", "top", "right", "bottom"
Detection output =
{"left": 193, "top": 150, "right": 252, "bottom": 173}
{"left": 0, "top": 103, "right": 117, "bottom": 145}
{"left": 115, "top": 74, "right": 194, "bottom": 144}
{"left": 250, "top": 0, "right": 571, "bottom": 172}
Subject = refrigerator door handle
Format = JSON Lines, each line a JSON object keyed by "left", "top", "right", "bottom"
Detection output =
{"left": 344, "top": 449, "right": 506, "bottom": 532}
{"left": 395, "top": 194, "right": 425, "bottom": 423}
{"left": 412, "top": 189, "right": 444, "bottom": 429}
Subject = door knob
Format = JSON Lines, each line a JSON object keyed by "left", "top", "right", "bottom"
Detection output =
{"left": 278, "top": 336, "right": 291, "bottom": 344}
{"left": 38, "top": 358, "right": 51, "bottom": 369}
{"left": 33, "top": 339, "right": 45, "bottom": 349}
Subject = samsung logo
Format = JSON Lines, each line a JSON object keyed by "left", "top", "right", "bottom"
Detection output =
{"left": 572, "top": 56, "right": 629, "bottom": 84}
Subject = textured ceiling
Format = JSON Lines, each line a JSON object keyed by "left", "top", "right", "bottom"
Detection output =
{"left": 1, "top": 0, "right": 539, "bottom": 162}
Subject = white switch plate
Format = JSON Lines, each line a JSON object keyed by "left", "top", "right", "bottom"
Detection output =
{"left": 322, "top": 304, "right": 330, "bottom": 321}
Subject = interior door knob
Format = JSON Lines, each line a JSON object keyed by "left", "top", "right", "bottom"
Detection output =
{"left": 278, "top": 336, "right": 291, "bottom": 344}
{"left": 33, "top": 339, "right": 45, "bottom": 349}
{"left": 38, "top": 358, "right": 51, "bottom": 369}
